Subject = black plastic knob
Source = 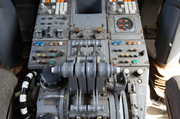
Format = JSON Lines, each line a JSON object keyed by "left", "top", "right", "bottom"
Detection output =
{"left": 59, "top": 51, "right": 63, "bottom": 57}
{"left": 139, "top": 50, "right": 145, "bottom": 56}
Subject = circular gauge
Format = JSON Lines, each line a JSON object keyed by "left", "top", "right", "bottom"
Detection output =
{"left": 116, "top": 18, "right": 133, "bottom": 31}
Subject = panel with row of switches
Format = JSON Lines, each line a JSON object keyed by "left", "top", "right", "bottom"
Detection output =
{"left": 33, "top": 15, "right": 69, "bottom": 40}
{"left": 109, "top": 40, "right": 149, "bottom": 67}
{"left": 107, "top": 0, "right": 139, "bottom": 15}
{"left": 28, "top": 40, "right": 67, "bottom": 69}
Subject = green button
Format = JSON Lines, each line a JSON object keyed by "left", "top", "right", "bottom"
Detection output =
{"left": 52, "top": 54, "right": 56, "bottom": 57}
{"left": 48, "top": 54, "right": 51, "bottom": 57}
{"left": 132, "top": 60, "right": 137, "bottom": 64}
{"left": 135, "top": 53, "right": 139, "bottom": 57}
{"left": 49, "top": 60, "right": 54, "bottom": 65}
{"left": 131, "top": 53, "right": 134, "bottom": 57}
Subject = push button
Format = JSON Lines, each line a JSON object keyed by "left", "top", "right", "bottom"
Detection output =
{"left": 119, "top": 41, "right": 122, "bottom": 45}
{"left": 132, "top": 60, "right": 137, "bottom": 64}
{"left": 114, "top": 41, "right": 118, "bottom": 45}
{"left": 49, "top": 60, "right": 54, "bottom": 65}
{"left": 40, "top": 42, "right": 44, "bottom": 46}
{"left": 35, "top": 42, "right": 39, "bottom": 46}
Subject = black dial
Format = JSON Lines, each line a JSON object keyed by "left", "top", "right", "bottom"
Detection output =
{"left": 116, "top": 18, "right": 133, "bottom": 31}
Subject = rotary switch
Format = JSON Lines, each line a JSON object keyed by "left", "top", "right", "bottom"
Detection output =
{"left": 136, "top": 69, "right": 144, "bottom": 76}
{"left": 124, "top": 68, "right": 130, "bottom": 75}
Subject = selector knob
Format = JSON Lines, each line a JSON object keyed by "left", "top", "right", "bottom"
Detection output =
{"left": 59, "top": 51, "right": 63, "bottom": 57}
{"left": 40, "top": 67, "right": 67, "bottom": 91}
{"left": 139, "top": 50, "right": 145, "bottom": 56}
{"left": 136, "top": 69, "right": 144, "bottom": 76}
{"left": 124, "top": 68, "right": 130, "bottom": 75}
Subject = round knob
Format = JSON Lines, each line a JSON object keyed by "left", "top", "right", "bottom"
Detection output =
{"left": 59, "top": 51, "right": 63, "bottom": 57}
{"left": 136, "top": 69, "right": 143, "bottom": 76}
{"left": 124, "top": 68, "right": 130, "bottom": 75}
{"left": 40, "top": 67, "right": 67, "bottom": 92}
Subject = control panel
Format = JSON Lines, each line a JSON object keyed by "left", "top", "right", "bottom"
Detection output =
{"left": 28, "top": 0, "right": 150, "bottom": 119}
{"left": 29, "top": 40, "right": 67, "bottom": 69}
{"left": 109, "top": 40, "right": 149, "bottom": 67}
{"left": 107, "top": 0, "right": 139, "bottom": 14}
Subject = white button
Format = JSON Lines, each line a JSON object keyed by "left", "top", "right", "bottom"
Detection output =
{"left": 125, "top": 5, "right": 128, "bottom": 9}
{"left": 125, "top": 10, "right": 129, "bottom": 13}
{"left": 51, "top": 0, "right": 56, "bottom": 3}
{"left": 121, "top": 4, "right": 125, "bottom": 8}
{"left": 60, "top": 11, "right": 65, "bottom": 15}
{"left": 55, "top": 11, "right": 59, "bottom": 14}
{"left": 129, "top": 7, "right": 132, "bottom": 11}
{"left": 130, "top": 10, "right": 136, "bottom": 13}
{"left": 128, "top": 4, "right": 132, "bottom": 8}
{"left": 59, "top": 42, "right": 63, "bottom": 46}
{"left": 133, "top": 6, "right": 137, "bottom": 10}
{"left": 118, "top": 8, "right": 123, "bottom": 14}
{"left": 132, "top": 1, "right": 136, "bottom": 4}
{"left": 52, "top": 5, "right": 56, "bottom": 9}
{"left": 128, "top": 2, "right": 132, "bottom": 5}
{"left": 137, "top": 69, "right": 144, "bottom": 76}
{"left": 56, "top": 8, "right": 59, "bottom": 11}
{"left": 124, "top": 68, "right": 130, "bottom": 75}
{"left": 64, "top": 2, "right": 68, "bottom": 6}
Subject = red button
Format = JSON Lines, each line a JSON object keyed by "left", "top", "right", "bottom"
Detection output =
{"left": 113, "top": 64, "right": 117, "bottom": 66}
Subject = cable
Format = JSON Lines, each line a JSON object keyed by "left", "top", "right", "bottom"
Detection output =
{"left": 19, "top": 71, "right": 37, "bottom": 119}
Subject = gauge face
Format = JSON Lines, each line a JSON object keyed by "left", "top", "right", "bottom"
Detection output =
{"left": 116, "top": 18, "right": 133, "bottom": 31}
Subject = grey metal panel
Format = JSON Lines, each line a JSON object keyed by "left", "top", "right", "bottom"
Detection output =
{"left": 109, "top": 40, "right": 149, "bottom": 67}
{"left": 120, "top": 67, "right": 149, "bottom": 119}
{"left": 30, "top": 0, "right": 150, "bottom": 119}
{"left": 28, "top": 40, "right": 68, "bottom": 69}
{"left": 70, "top": 0, "right": 107, "bottom": 30}
{"left": 108, "top": 15, "right": 143, "bottom": 40}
